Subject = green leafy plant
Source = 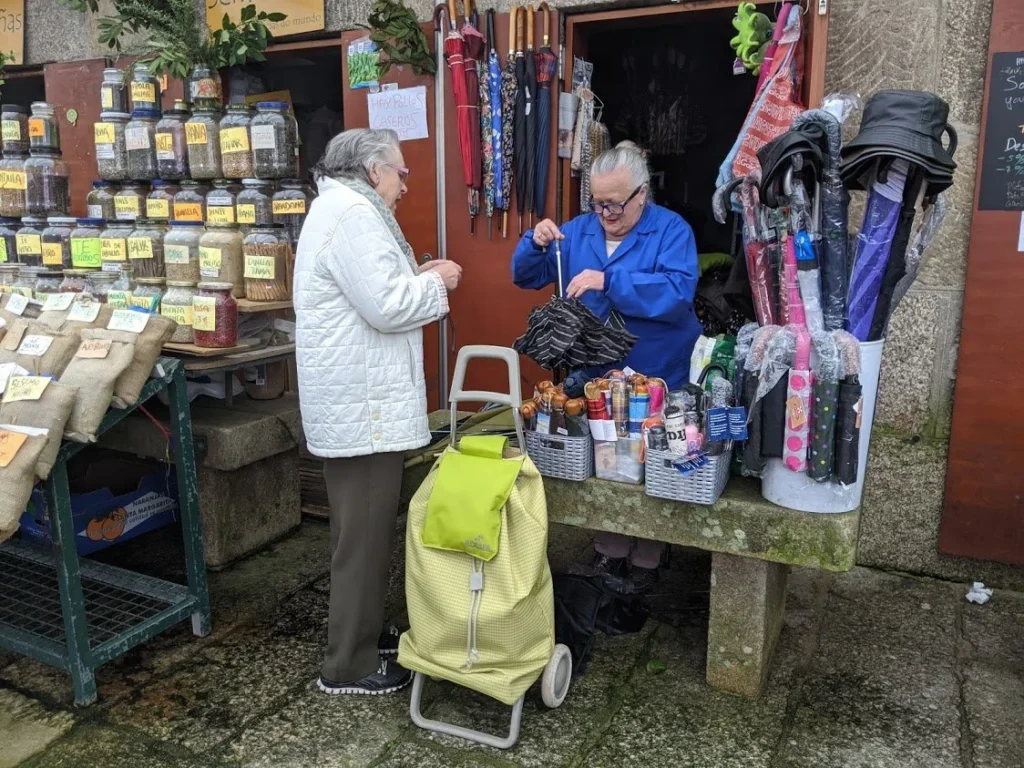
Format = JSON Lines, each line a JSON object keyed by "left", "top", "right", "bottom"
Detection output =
{"left": 0, "top": 50, "right": 16, "bottom": 98}
{"left": 366, "top": 0, "right": 436, "bottom": 77}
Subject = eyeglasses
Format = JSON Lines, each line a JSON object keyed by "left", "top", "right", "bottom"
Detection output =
{"left": 385, "top": 163, "right": 410, "bottom": 183}
{"left": 589, "top": 184, "right": 644, "bottom": 216}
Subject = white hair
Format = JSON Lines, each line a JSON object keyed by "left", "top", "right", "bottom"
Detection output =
{"left": 313, "top": 128, "right": 401, "bottom": 184}
{"left": 591, "top": 141, "right": 651, "bottom": 189}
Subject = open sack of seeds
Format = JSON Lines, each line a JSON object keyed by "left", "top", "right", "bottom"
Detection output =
{"left": 59, "top": 331, "right": 137, "bottom": 443}
{"left": 101, "top": 311, "right": 176, "bottom": 409}
{"left": 0, "top": 376, "right": 78, "bottom": 479}
{"left": 0, "top": 320, "right": 81, "bottom": 377}
{"left": 0, "top": 427, "right": 48, "bottom": 543}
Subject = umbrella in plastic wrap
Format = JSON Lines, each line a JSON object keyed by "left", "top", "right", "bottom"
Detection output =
{"left": 533, "top": 2, "right": 557, "bottom": 221}
{"left": 461, "top": 1, "right": 486, "bottom": 234}
{"left": 845, "top": 159, "right": 909, "bottom": 341}
{"left": 758, "top": 326, "right": 795, "bottom": 459}
{"left": 808, "top": 331, "right": 840, "bottom": 482}
{"left": 782, "top": 326, "right": 812, "bottom": 472}
{"left": 790, "top": 178, "right": 824, "bottom": 334}
{"left": 714, "top": 175, "right": 776, "bottom": 326}
{"left": 781, "top": 232, "right": 805, "bottom": 329}
{"left": 499, "top": 6, "right": 519, "bottom": 238}
{"left": 442, "top": 0, "right": 479, "bottom": 230}
{"left": 485, "top": 9, "right": 503, "bottom": 240}
{"left": 733, "top": 322, "right": 758, "bottom": 415}
{"left": 889, "top": 192, "right": 948, "bottom": 319}
{"left": 833, "top": 330, "right": 862, "bottom": 486}
{"left": 741, "top": 325, "right": 781, "bottom": 476}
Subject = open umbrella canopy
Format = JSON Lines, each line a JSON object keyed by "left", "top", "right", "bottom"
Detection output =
{"left": 533, "top": 2, "right": 557, "bottom": 220}
{"left": 500, "top": 6, "right": 519, "bottom": 238}
{"left": 513, "top": 298, "right": 638, "bottom": 371}
{"left": 443, "top": 0, "right": 478, "bottom": 230}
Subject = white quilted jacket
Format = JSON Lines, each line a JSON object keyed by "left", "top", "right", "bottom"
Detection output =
{"left": 294, "top": 177, "right": 449, "bottom": 458}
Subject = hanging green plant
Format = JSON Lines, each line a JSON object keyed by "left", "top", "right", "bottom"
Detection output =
{"left": 366, "top": 0, "right": 436, "bottom": 78}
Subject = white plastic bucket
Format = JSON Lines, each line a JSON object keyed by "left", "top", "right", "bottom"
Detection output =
{"left": 761, "top": 339, "right": 885, "bottom": 514}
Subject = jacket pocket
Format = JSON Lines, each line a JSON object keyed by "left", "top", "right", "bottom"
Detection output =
{"left": 407, "top": 337, "right": 419, "bottom": 385}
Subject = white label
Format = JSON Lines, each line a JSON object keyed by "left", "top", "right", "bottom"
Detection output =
{"left": 0, "top": 362, "right": 26, "bottom": 395}
{"left": 108, "top": 309, "right": 150, "bottom": 334}
{"left": 367, "top": 86, "right": 430, "bottom": 142}
{"left": 200, "top": 267, "right": 219, "bottom": 278}
{"left": 42, "top": 293, "right": 76, "bottom": 312}
{"left": 87, "top": 204, "right": 104, "bottom": 218}
{"left": 102, "top": 262, "right": 122, "bottom": 273}
{"left": 67, "top": 301, "right": 102, "bottom": 323}
{"left": 5, "top": 293, "right": 27, "bottom": 316}
{"left": 17, "top": 334, "right": 54, "bottom": 357}
{"left": 96, "top": 143, "right": 116, "bottom": 160}
{"left": 250, "top": 124, "right": 277, "bottom": 150}
{"left": 125, "top": 126, "right": 151, "bottom": 151}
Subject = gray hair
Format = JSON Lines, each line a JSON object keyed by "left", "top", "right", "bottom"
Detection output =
{"left": 591, "top": 141, "right": 651, "bottom": 189}
{"left": 313, "top": 128, "right": 401, "bottom": 184}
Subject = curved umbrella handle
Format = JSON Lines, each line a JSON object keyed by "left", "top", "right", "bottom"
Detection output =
{"left": 487, "top": 7, "right": 497, "bottom": 53}
{"left": 468, "top": 0, "right": 478, "bottom": 30}
{"left": 434, "top": 2, "right": 450, "bottom": 32}
{"left": 526, "top": 4, "right": 536, "bottom": 51}
{"left": 942, "top": 123, "right": 958, "bottom": 159}
{"left": 539, "top": 1, "right": 551, "bottom": 46}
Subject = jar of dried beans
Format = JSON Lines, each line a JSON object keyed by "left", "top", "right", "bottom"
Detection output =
{"left": 155, "top": 106, "right": 190, "bottom": 180}
{"left": 24, "top": 150, "right": 70, "bottom": 216}
{"left": 59, "top": 269, "right": 90, "bottom": 294}
{"left": 1, "top": 105, "right": 28, "bottom": 154}
{"left": 272, "top": 179, "right": 312, "bottom": 246}
{"left": 206, "top": 179, "right": 236, "bottom": 225}
{"left": 127, "top": 218, "right": 167, "bottom": 278}
{"left": 193, "top": 281, "right": 238, "bottom": 348}
{"left": 198, "top": 223, "right": 244, "bottom": 297}
{"left": 126, "top": 109, "right": 160, "bottom": 180}
{"left": 251, "top": 102, "right": 299, "bottom": 179}
{"left": 70, "top": 219, "right": 104, "bottom": 270}
{"left": 15, "top": 216, "right": 45, "bottom": 267}
{"left": 42, "top": 217, "right": 76, "bottom": 270}
{"left": 0, "top": 153, "right": 27, "bottom": 218}
{"left": 101, "top": 68, "right": 128, "bottom": 113}
{"left": 34, "top": 269, "right": 62, "bottom": 299}
{"left": 186, "top": 107, "right": 222, "bottom": 180}
{"left": 164, "top": 221, "right": 204, "bottom": 283}
{"left": 86, "top": 180, "right": 117, "bottom": 220}
{"left": 28, "top": 102, "right": 60, "bottom": 151}
{"left": 162, "top": 281, "right": 198, "bottom": 343}
{"left": 146, "top": 180, "right": 178, "bottom": 221}
{"left": 95, "top": 111, "right": 130, "bottom": 181}
{"left": 243, "top": 225, "right": 290, "bottom": 301}
{"left": 173, "top": 180, "right": 206, "bottom": 223}
{"left": 114, "top": 181, "right": 147, "bottom": 222}
{"left": 220, "top": 104, "right": 253, "bottom": 179}
{"left": 86, "top": 271, "right": 118, "bottom": 303}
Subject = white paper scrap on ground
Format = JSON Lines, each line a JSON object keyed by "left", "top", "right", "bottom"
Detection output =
{"left": 966, "top": 582, "right": 993, "bottom": 605}
{"left": 367, "top": 86, "right": 428, "bottom": 141}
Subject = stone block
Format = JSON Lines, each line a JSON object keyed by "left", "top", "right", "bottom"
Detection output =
{"left": 0, "top": 689, "right": 75, "bottom": 768}
{"left": 939, "top": 0, "right": 993, "bottom": 125}
{"left": 963, "top": 664, "right": 1024, "bottom": 768}
{"left": 706, "top": 552, "right": 789, "bottom": 697}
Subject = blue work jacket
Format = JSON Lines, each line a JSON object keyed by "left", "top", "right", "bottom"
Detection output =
{"left": 511, "top": 203, "right": 701, "bottom": 389}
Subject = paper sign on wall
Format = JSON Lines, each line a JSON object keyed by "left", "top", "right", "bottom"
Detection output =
{"left": 367, "top": 87, "right": 429, "bottom": 142}
{"left": 0, "top": 1, "right": 24, "bottom": 66}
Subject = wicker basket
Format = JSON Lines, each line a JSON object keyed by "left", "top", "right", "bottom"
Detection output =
{"left": 644, "top": 448, "right": 732, "bottom": 505}
{"left": 524, "top": 430, "right": 594, "bottom": 481}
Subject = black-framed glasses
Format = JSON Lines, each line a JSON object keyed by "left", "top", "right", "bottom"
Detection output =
{"left": 589, "top": 184, "right": 644, "bottom": 216}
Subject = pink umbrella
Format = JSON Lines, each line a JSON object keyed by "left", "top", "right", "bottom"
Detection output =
{"left": 783, "top": 325, "right": 812, "bottom": 472}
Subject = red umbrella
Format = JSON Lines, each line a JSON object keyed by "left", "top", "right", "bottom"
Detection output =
{"left": 461, "top": 0, "right": 485, "bottom": 234}
{"left": 443, "top": 0, "right": 478, "bottom": 230}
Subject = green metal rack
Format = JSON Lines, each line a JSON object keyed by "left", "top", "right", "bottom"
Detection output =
{"left": 0, "top": 357, "right": 211, "bottom": 705}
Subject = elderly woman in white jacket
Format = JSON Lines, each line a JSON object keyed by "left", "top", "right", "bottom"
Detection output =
{"left": 294, "top": 128, "right": 462, "bottom": 696}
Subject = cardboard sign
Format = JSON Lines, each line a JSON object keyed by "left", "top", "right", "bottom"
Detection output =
{"left": 165, "top": 244, "right": 191, "bottom": 264}
{"left": 207, "top": 205, "right": 235, "bottom": 225}
{"left": 108, "top": 309, "right": 150, "bottom": 334}
{"left": 101, "top": 237, "right": 127, "bottom": 262}
{"left": 131, "top": 81, "right": 156, "bottom": 104}
{"left": 2, "top": 322, "right": 25, "bottom": 350}
{"left": 0, "top": 2, "right": 26, "bottom": 67}
{"left": 2, "top": 119, "right": 20, "bottom": 142}
{"left": 155, "top": 132, "right": 175, "bottom": 158}
{"left": 250, "top": 124, "right": 277, "bottom": 150}
{"left": 174, "top": 202, "right": 203, "bottom": 222}
{"left": 193, "top": 297, "right": 217, "bottom": 331}
{"left": 42, "top": 293, "right": 76, "bottom": 312}
{"left": 185, "top": 122, "right": 208, "bottom": 146}
{"left": 15, "top": 233, "right": 40, "bottom": 256}
{"left": 0, "top": 169, "right": 25, "bottom": 190}
{"left": 114, "top": 196, "right": 139, "bottom": 218}
{"left": 5, "top": 292, "right": 27, "bottom": 316}
{"left": 207, "top": 0, "right": 324, "bottom": 39}
{"left": 71, "top": 237, "right": 102, "bottom": 268}
{"left": 0, "top": 429, "right": 28, "bottom": 468}
{"left": 76, "top": 338, "right": 112, "bottom": 359}
{"left": 220, "top": 127, "right": 250, "bottom": 153}
{"left": 236, "top": 204, "right": 257, "bottom": 224}
{"left": 199, "top": 246, "right": 222, "bottom": 272}
{"left": 162, "top": 303, "right": 193, "bottom": 327}
{"left": 67, "top": 301, "right": 102, "bottom": 323}
{"left": 18, "top": 334, "right": 53, "bottom": 357}
{"left": 3, "top": 375, "right": 50, "bottom": 403}
{"left": 106, "top": 291, "right": 131, "bottom": 310}
{"left": 94, "top": 122, "right": 117, "bottom": 144}
{"left": 42, "top": 242, "right": 64, "bottom": 266}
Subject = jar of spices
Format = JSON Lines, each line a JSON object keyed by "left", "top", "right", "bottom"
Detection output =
{"left": 206, "top": 179, "right": 236, "bottom": 225}
{"left": 186, "top": 106, "right": 222, "bottom": 180}
{"left": 86, "top": 271, "right": 118, "bottom": 303}
{"left": 59, "top": 269, "right": 90, "bottom": 295}
{"left": 189, "top": 66, "right": 223, "bottom": 106}
{"left": 0, "top": 153, "right": 27, "bottom": 218}
{"left": 86, "top": 180, "right": 117, "bottom": 220}
{"left": 94, "top": 111, "right": 130, "bottom": 181}
{"left": 28, "top": 102, "right": 60, "bottom": 151}
{"left": 70, "top": 219, "right": 104, "bottom": 270}
{"left": 130, "top": 63, "right": 159, "bottom": 111}
{"left": 0, "top": 263, "right": 18, "bottom": 292}
{"left": 236, "top": 178, "right": 274, "bottom": 233}
{"left": 219, "top": 104, "right": 253, "bottom": 179}
{"left": 155, "top": 106, "right": 190, "bottom": 180}
{"left": 34, "top": 269, "right": 62, "bottom": 300}
{"left": 164, "top": 221, "right": 204, "bottom": 283}
{"left": 193, "top": 281, "right": 238, "bottom": 348}
{"left": 243, "top": 226, "right": 290, "bottom": 301}
{"left": 25, "top": 149, "right": 70, "bottom": 215}
{"left": 12, "top": 265, "right": 40, "bottom": 298}
{"left": 109, "top": 265, "right": 135, "bottom": 308}
{"left": 146, "top": 180, "right": 178, "bottom": 221}
{"left": 0, "top": 217, "right": 18, "bottom": 264}
{"left": 198, "top": 223, "right": 244, "bottom": 297}
{"left": 251, "top": 102, "right": 299, "bottom": 179}
{"left": 1, "top": 105, "right": 29, "bottom": 154}
{"left": 16, "top": 216, "right": 46, "bottom": 267}
{"left": 101, "top": 68, "right": 128, "bottom": 113}
{"left": 126, "top": 109, "right": 160, "bottom": 180}
{"left": 128, "top": 218, "right": 166, "bottom": 278}
{"left": 162, "top": 281, "right": 198, "bottom": 343}
{"left": 131, "top": 277, "right": 165, "bottom": 312}
{"left": 100, "top": 222, "right": 133, "bottom": 273}
{"left": 173, "top": 180, "right": 207, "bottom": 223}
{"left": 114, "top": 181, "right": 147, "bottom": 222}
{"left": 273, "top": 180, "right": 312, "bottom": 245}
{"left": 42, "top": 217, "right": 76, "bottom": 270}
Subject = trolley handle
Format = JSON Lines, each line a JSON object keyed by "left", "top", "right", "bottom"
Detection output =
{"left": 448, "top": 345, "right": 525, "bottom": 449}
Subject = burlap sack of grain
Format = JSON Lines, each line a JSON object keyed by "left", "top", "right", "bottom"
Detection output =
{"left": 37, "top": 300, "right": 114, "bottom": 333}
{"left": 0, "top": 433, "right": 48, "bottom": 543}
{"left": 0, "top": 293, "right": 41, "bottom": 323}
{"left": 59, "top": 331, "right": 137, "bottom": 443}
{"left": 0, "top": 321, "right": 81, "bottom": 377}
{"left": 0, "top": 380, "right": 78, "bottom": 479}
{"left": 105, "top": 314, "right": 176, "bottom": 409}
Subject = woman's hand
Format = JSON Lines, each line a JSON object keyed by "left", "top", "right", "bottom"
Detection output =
{"left": 532, "top": 219, "right": 564, "bottom": 248}
{"left": 566, "top": 269, "right": 605, "bottom": 299}
{"left": 422, "top": 259, "right": 463, "bottom": 292}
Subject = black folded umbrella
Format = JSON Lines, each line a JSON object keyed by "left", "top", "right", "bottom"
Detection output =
{"left": 513, "top": 297, "right": 638, "bottom": 371}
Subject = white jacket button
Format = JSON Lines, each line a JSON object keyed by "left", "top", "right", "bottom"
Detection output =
{"left": 373, "top": 431, "right": 381, "bottom": 440}
{"left": 372, "top": 412, "right": 380, "bottom": 420}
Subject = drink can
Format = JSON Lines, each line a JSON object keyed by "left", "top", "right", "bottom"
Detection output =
{"left": 664, "top": 407, "right": 688, "bottom": 455}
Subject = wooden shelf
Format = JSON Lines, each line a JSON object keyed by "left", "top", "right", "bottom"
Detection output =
{"left": 236, "top": 298, "right": 292, "bottom": 313}
{"left": 180, "top": 343, "right": 296, "bottom": 374}
{"left": 163, "top": 338, "right": 263, "bottom": 358}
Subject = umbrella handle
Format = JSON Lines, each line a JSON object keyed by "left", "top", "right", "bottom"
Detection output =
{"left": 539, "top": 1, "right": 551, "bottom": 46}
{"left": 516, "top": 6, "right": 525, "bottom": 53}
{"left": 507, "top": 5, "right": 518, "bottom": 56}
{"left": 447, "top": 0, "right": 460, "bottom": 28}
{"left": 555, "top": 241, "right": 564, "bottom": 299}
{"left": 487, "top": 8, "right": 497, "bottom": 52}
{"left": 526, "top": 4, "right": 536, "bottom": 51}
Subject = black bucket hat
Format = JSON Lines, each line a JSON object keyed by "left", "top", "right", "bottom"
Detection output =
{"left": 841, "top": 147, "right": 955, "bottom": 194}
{"left": 841, "top": 90, "right": 958, "bottom": 172}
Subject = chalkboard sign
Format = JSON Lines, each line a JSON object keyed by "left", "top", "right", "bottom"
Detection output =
{"left": 979, "top": 52, "right": 1024, "bottom": 210}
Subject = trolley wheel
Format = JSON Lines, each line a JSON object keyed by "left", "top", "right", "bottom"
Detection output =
{"left": 541, "top": 644, "right": 572, "bottom": 709}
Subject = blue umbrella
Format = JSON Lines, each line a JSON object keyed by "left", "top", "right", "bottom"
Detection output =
{"left": 487, "top": 10, "right": 504, "bottom": 223}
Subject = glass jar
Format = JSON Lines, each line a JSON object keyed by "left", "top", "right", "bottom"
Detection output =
{"left": 186, "top": 107, "right": 222, "bottom": 180}
{"left": 86, "top": 180, "right": 117, "bottom": 220}
{"left": 198, "top": 223, "right": 244, "bottom": 297}
{"left": 173, "top": 180, "right": 206, "bottom": 223}
{"left": 101, "top": 68, "right": 128, "bottom": 113}
{"left": 0, "top": 263, "right": 18, "bottom": 292}
{"left": 131, "top": 277, "right": 165, "bottom": 312}
{"left": 25, "top": 150, "right": 70, "bottom": 215}
{"left": 162, "top": 281, "right": 198, "bottom": 343}
{"left": 193, "top": 281, "right": 238, "bottom": 348}
{"left": 155, "top": 106, "right": 190, "bottom": 180}
{"left": 273, "top": 180, "right": 312, "bottom": 245}
{"left": 109, "top": 265, "right": 135, "bottom": 309}
{"left": 219, "top": 104, "right": 253, "bottom": 179}
{"left": 0, "top": 217, "right": 18, "bottom": 264}
{"left": 236, "top": 178, "right": 274, "bottom": 233}
{"left": 12, "top": 265, "right": 40, "bottom": 298}
{"left": 206, "top": 179, "right": 236, "bottom": 225}
{"left": 34, "top": 269, "right": 62, "bottom": 299}
{"left": 114, "top": 181, "right": 147, "bottom": 222}
{"left": 0, "top": 153, "right": 27, "bottom": 218}
{"left": 1, "top": 104, "right": 29, "bottom": 154}
{"left": 70, "top": 219, "right": 104, "bottom": 270}
{"left": 59, "top": 269, "right": 90, "bottom": 294}
{"left": 100, "top": 222, "right": 133, "bottom": 273}
{"left": 28, "top": 102, "right": 60, "bottom": 151}
{"left": 251, "top": 102, "right": 299, "bottom": 179}
{"left": 15, "top": 216, "right": 45, "bottom": 267}
{"left": 94, "top": 111, "right": 130, "bottom": 181}
{"left": 243, "top": 226, "right": 290, "bottom": 301}
{"left": 125, "top": 109, "right": 160, "bottom": 180}
{"left": 146, "top": 180, "right": 178, "bottom": 221}
{"left": 42, "top": 217, "right": 76, "bottom": 270}
{"left": 86, "top": 271, "right": 118, "bottom": 303}
{"left": 189, "top": 65, "right": 223, "bottom": 107}
{"left": 164, "top": 221, "right": 204, "bottom": 283}
{"left": 130, "top": 63, "right": 159, "bottom": 111}
{"left": 128, "top": 218, "right": 166, "bottom": 278}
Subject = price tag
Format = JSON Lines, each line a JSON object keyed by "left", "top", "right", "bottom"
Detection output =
{"left": 185, "top": 122, "right": 208, "bottom": 145}
{"left": 106, "top": 290, "right": 131, "bottom": 310}
{"left": 206, "top": 205, "right": 234, "bottom": 224}
{"left": 131, "top": 81, "right": 156, "bottom": 103}
{"left": 101, "top": 86, "right": 114, "bottom": 110}
{"left": 127, "top": 237, "right": 154, "bottom": 259}
{"left": 193, "top": 296, "right": 217, "bottom": 331}
{"left": 71, "top": 237, "right": 102, "bottom": 268}
{"left": 162, "top": 303, "right": 193, "bottom": 327}
{"left": 75, "top": 338, "right": 112, "bottom": 359}
{"left": 2, "top": 375, "right": 50, "bottom": 403}
{"left": 0, "top": 429, "right": 28, "bottom": 468}
{"left": 42, "top": 293, "right": 76, "bottom": 312}
{"left": 220, "top": 127, "right": 250, "bottom": 153}
{"left": 244, "top": 254, "right": 275, "bottom": 280}
{"left": 94, "top": 122, "right": 117, "bottom": 144}
{"left": 114, "top": 196, "right": 140, "bottom": 219}
{"left": 17, "top": 334, "right": 54, "bottom": 357}
{"left": 273, "top": 199, "right": 306, "bottom": 215}
{"left": 125, "top": 125, "right": 151, "bottom": 151}
{"left": 108, "top": 309, "right": 150, "bottom": 334}
{"left": 67, "top": 301, "right": 102, "bottom": 323}
{"left": 5, "top": 292, "right": 28, "bottom": 316}
{"left": 165, "top": 244, "right": 191, "bottom": 264}
{"left": 199, "top": 246, "right": 221, "bottom": 272}
{"left": 236, "top": 204, "right": 257, "bottom": 224}
{"left": 2, "top": 119, "right": 21, "bottom": 141}
{"left": 250, "top": 124, "right": 277, "bottom": 150}
{"left": 147, "top": 198, "right": 170, "bottom": 219}
{"left": 0, "top": 170, "right": 26, "bottom": 190}
{"left": 42, "top": 242, "right": 64, "bottom": 266}
{"left": 155, "top": 132, "right": 175, "bottom": 159}
{"left": 28, "top": 118, "right": 45, "bottom": 138}
{"left": 15, "top": 234, "right": 41, "bottom": 256}
{"left": 101, "top": 238, "right": 127, "bottom": 262}
{"left": 174, "top": 202, "right": 203, "bottom": 222}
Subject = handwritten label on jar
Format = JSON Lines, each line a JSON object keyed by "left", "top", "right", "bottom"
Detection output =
{"left": 250, "top": 125, "right": 277, "bottom": 150}
{"left": 28, "top": 118, "right": 44, "bottom": 138}
{"left": 5, "top": 293, "right": 28, "bottom": 316}
{"left": 236, "top": 204, "right": 257, "bottom": 224}
{"left": 127, "top": 237, "right": 154, "bottom": 259}
{"left": 94, "top": 122, "right": 117, "bottom": 144}
{"left": 174, "top": 202, "right": 203, "bottom": 222}
{"left": 206, "top": 206, "right": 234, "bottom": 225}
{"left": 42, "top": 243, "right": 64, "bottom": 266}
{"left": 165, "top": 244, "right": 191, "bottom": 264}
{"left": 3, "top": 375, "right": 49, "bottom": 403}
{"left": 87, "top": 205, "right": 103, "bottom": 219}
{"left": 0, "top": 170, "right": 27, "bottom": 190}
{"left": 147, "top": 198, "right": 170, "bottom": 219}
{"left": 199, "top": 247, "right": 222, "bottom": 274}
{"left": 106, "top": 290, "right": 131, "bottom": 310}
{"left": 193, "top": 296, "right": 217, "bottom": 331}
{"left": 125, "top": 126, "right": 151, "bottom": 151}
{"left": 15, "top": 234, "right": 41, "bottom": 256}
{"left": 130, "top": 294, "right": 156, "bottom": 310}
{"left": 114, "top": 196, "right": 140, "bottom": 218}
{"left": 273, "top": 199, "right": 306, "bottom": 215}
{"left": 185, "top": 122, "right": 208, "bottom": 145}
{"left": 67, "top": 301, "right": 101, "bottom": 323}
{"left": 163, "top": 303, "right": 193, "bottom": 327}
{"left": 101, "top": 87, "right": 114, "bottom": 110}
{"left": 108, "top": 309, "right": 150, "bottom": 334}
{"left": 42, "top": 293, "right": 75, "bottom": 312}
{"left": 0, "top": 429, "right": 27, "bottom": 468}
{"left": 71, "top": 238, "right": 101, "bottom": 269}
{"left": 220, "top": 127, "right": 250, "bottom": 154}
{"left": 155, "top": 132, "right": 175, "bottom": 158}
{"left": 244, "top": 254, "right": 275, "bottom": 280}
{"left": 0, "top": 240, "right": 6, "bottom": 262}
{"left": 101, "top": 238, "right": 127, "bottom": 262}
{"left": 17, "top": 334, "right": 54, "bottom": 357}
{"left": 2, "top": 120, "right": 21, "bottom": 141}
{"left": 76, "top": 338, "right": 111, "bottom": 359}
{"left": 131, "top": 82, "right": 156, "bottom": 103}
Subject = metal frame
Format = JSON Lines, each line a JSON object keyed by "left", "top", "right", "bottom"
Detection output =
{"left": 0, "top": 357, "right": 212, "bottom": 706}
{"left": 409, "top": 672, "right": 526, "bottom": 750}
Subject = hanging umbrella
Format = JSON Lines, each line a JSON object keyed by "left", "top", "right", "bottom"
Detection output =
{"left": 533, "top": 2, "right": 557, "bottom": 221}
{"left": 461, "top": 0, "right": 485, "bottom": 235}
{"left": 524, "top": 6, "right": 538, "bottom": 229}
{"left": 808, "top": 331, "right": 839, "bottom": 482}
{"left": 486, "top": 9, "right": 503, "bottom": 240}
{"left": 474, "top": 4, "right": 494, "bottom": 238}
{"left": 500, "top": 6, "right": 519, "bottom": 239}
{"left": 442, "top": 0, "right": 478, "bottom": 231}
{"left": 513, "top": 7, "right": 530, "bottom": 236}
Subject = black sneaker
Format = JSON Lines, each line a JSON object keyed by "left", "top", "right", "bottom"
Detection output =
{"left": 378, "top": 625, "right": 403, "bottom": 656}
{"left": 317, "top": 658, "right": 412, "bottom": 696}
{"left": 592, "top": 552, "right": 628, "bottom": 576}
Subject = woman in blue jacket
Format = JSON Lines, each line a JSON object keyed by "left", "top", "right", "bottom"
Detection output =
{"left": 511, "top": 141, "right": 703, "bottom": 590}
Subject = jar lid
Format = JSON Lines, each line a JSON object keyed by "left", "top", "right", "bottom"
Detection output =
{"left": 180, "top": 180, "right": 200, "bottom": 188}
{"left": 29, "top": 148, "right": 62, "bottom": 157}
{"left": 76, "top": 218, "right": 105, "bottom": 227}
{"left": 89, "top": 271, "right": 118, "bottom": 282}
{"left": 0, "top": 264, "right": 19, "bottom": 272}
{"left": 151, "top": 179, "right": 178, "bottom": 188}
{"left": 1, "top": 105, "right": 27, "bottom": 114}
{"left": 102, "top": 67, "right": 123, "bottom": 76}
{"left": 206, "top": 222, "right": 238, "bottom": 229}
{"left": 279, "top": 179, "right": 303, "bottom": 187}
{"left": 198, "top": 281, "right": 234, "bottom": 291}
{"left": 130, "top": 109, "right": 162, "bottom": 119}
{"left": 21, "top": 216, "right": 46, "bottom": 226}
{"left": 18, "top": 265, "right": 42, "bottom": 274}
{"left": 99, "top": 111, "right": 131, "bottom": 120}
{"left": 241, "top": 178, "right": 269, "bottom": 186}
{"left": 30, "top": 101, "right": 54, "bottom": 110}
{"left": 171, "top": 221, "right": 204, "bottom": 227}
{"left": 226, "top": 103, "right": 251, "bottom": 113}
{"left": 47, "top": 216, "right": 78, "bottom": 225}
{"left": 0, "top": 216, "right": 19, "bottom": 225}
{"left": 213, "top": 179, "right": 232, "bottom": 186}
{"left": 166, "top": 280, "right": 197, "bottom": 287}
{"left": 255, "top": 101, "right": 289, "bottom": 110}
{"left": 137, "top": 277, "right": 166, "bottom": 285}
{"left": 120, "top": 181, "right": 150, "bottom": 188}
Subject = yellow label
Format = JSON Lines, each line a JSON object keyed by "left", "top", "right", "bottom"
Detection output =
{"left": 101, "top": 87, "right": 114, "bottom": 110}
{"left": 193, "top": 296, "right": 217, "bottom": 331}
{"left": 3, "top": 375, "right": 49, "bottom": 404}
{"left": 165, "top": 244, "right": 191, "bottom": 264}
{"left": 94, "top": 122, "right": 116, "bottom": 144}
{"left": 101, "top": 238, "right": 127, "bottom": 262}
{"left": 0, "top": 239, "right": 6, "bottom": 263}
{"left": 162, "top": 303, "right": 193, "bottom": 327}
{"left": 114, "top": 196, "right": 139, "bottom": 217}
{"left": 174, "top": 202, "right": 203, "bottom": 222}
{"left": 2, "top": 120, "right": 21, "bottom": 141}
{"left": 107, "top": 290, "right": 131, "bottom": 309}
{"left": 147, "top": 198, "right": 170, "bottom": 219}
{"left": 129, "top": 295, "right": 157, "bottom": 312}
{"left": 15, "top": 234, "right": 40, "bottom": 256}
{"left": 236, "top": 204, "right": 257, "bottom": 224}
{"left": 0, "top": 170, "right": 26, "bottom": 190}
{"left": 131, "top": 81, "right": 156, "bottom": 103}
{"left": 185, "top": 122, "right": 208, "bottom": 145}
{"left": 206, "top": 205, "right": 234, "bottom": 225}
{"left": 155, "top": 132, "right": 174, "bottom": 154}
{"left": 28, "top": 118, "right": 44, "bottom": 138}
{"left": 220, "top": 126, "right": 250, "bottom": 154}
{"left": 199, "top": 246, "right": 221, "bottom": 271}
{"left": 273, "top": 199, "right": 306, "bottom": 215}
{"left": 75, "top": 338, "right": 112, "bottom": 359}
{"left": 41, "top": 242, "right": 64, "bottom": 266}
{"left": 244, "top": 254, "right": 276, "bottom": 280}
{"left": 0, "top": 429, "right": 28, "bottom": 468}
{"left": 127, "top": 237, "right": 154, "bottom": 259}
{"left": 207, "top": 0, "right": 325, "bottom": 38}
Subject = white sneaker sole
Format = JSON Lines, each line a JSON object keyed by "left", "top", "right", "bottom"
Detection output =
{"left": 317, "top": 677, "right": 411, "bottom": 696}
